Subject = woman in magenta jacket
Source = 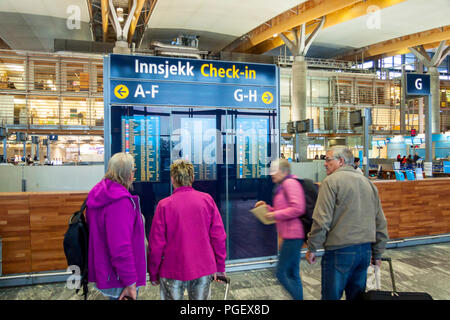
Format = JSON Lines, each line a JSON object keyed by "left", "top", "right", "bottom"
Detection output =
{"left": 255, "top": 158, "right": 306, "bottom": 300}
{"left": 148, "top": 159, "right": 227, "bottom": 300}
{"left": 86, "top": 152, "right": 146, "bottom": 300}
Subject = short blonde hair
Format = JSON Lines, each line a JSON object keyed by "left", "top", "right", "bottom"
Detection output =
{"left": 170, "top": 159, "right": 194, "bottom": 187}
{"left": 104, "top": 152, "right": 135, "bottom": 189}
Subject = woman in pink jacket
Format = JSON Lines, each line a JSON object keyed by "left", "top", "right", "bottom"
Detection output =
{"left": 255, "top": 159, "right": 306, "bottom": 300}
{"left": 148, "top": 159, "right": 227, "bottom": 300}
{"left": 86, "top": 152, "right": 146, "bottom": 300}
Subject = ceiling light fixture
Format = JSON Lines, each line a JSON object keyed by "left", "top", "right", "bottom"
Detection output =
{"left": 117, "top": 7, "right": 124, "bottom": 23}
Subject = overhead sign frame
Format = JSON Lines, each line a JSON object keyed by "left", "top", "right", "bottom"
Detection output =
{"left": 103, "top": 53, "right": 280, "bottom": 166}
{"left": 106, "top": 54, "right": 279, "bottom": 109}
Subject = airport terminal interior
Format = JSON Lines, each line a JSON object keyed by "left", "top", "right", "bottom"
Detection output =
{"left": 0, "top": 0, "right": 450, "bottom": 300}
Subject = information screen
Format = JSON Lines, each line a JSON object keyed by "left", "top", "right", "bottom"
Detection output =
{"left": 236, "top": 118, "right": 269, "bottom": 179}
{"left": 178, "top": 118, "right": 217, "bottom": 181}
{"left": 122, "top": 115, "right": 161, "bottom": 182}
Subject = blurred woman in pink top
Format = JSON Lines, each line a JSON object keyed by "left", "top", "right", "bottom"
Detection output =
{"left": 148, "top": 159, "right": 227, "bottom": 300}
{"left": 255, "top": 159, "right": 306, "bottom": 300}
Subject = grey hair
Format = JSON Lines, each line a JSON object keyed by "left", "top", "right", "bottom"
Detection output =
{"left": 329, "top": 146, "right": 354, "bottom": 165}
{"left": 104, "top": 152, "right": 135, "bottom": 190}
{"left": 270, "top": 158, "right": 291, "bottom": 175}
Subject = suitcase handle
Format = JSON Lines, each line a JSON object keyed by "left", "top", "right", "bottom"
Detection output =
{"left": 214, "top": 275, "right": 230, "bottom": 300}
{"left": 380, "top": 257, "right": 397, "bottom": 293}
{"left": 216, "top": 275, "right": 230, "bottom": 284}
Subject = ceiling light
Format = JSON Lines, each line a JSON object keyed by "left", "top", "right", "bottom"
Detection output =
{"left": 4, "top": 64, "right": 24, "bottom": 72}
{"left": 117, "top": 7, "right": 124, "bottom": 22}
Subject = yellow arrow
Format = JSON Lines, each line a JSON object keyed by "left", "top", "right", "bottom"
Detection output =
{"left": 262, "top": 92, "right": 273, "bottom": 104}
{"left": 114, "top": 84, "right": 129, "bottom": 99}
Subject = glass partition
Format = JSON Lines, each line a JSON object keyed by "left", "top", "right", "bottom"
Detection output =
{"left": 110, "top": 105, "right": 279, "bottom": 262}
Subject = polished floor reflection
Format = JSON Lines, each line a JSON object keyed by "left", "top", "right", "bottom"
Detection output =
{"left": 0, "top": 243, "right": 449, "bottom": 300}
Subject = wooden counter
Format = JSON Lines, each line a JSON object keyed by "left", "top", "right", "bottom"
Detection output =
{"left": 1, "top": 179, "right": 450, "bottom": 275}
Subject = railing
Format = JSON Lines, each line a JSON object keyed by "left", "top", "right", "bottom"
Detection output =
{"left": 277, "top": 55, "right": 373, "bottom": 73}
{"left": 0, "top": 49, "right": 104, "bottom": 130}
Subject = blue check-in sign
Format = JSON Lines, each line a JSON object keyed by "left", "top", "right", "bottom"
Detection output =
{"left": 110, "top": 80, "right": 276, "bottom": 108}
{"left": 406, "top": 73, "right": 430, "bottom": 96}
{"left": 107, "top": 54, "right": 278, "bottom": 109}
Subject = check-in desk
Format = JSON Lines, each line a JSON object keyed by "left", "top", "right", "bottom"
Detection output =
{"left": 1, "top": 178, "right": 450, "bottom": 275}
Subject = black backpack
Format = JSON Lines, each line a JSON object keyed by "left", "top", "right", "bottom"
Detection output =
{"left": 63, "top": 199, "right": 89, "bottom": 300}
{"left": 282, "top": 178, "right": 319, "bottom": 241}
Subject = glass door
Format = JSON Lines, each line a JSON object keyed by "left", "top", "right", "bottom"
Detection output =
{"left": 170, "top": 107, "right": 227, "bottom": 217}
{"left": 226, "top": 109, "right": 279, "bottom": 260}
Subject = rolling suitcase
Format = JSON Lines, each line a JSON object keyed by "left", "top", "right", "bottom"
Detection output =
{"left": 360, "top": 257, "right": 433, "bottom": 300}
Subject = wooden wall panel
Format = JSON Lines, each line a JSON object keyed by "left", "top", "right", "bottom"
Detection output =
{"left": 29, "top": 193, "right": 87, "bottom": 272}
{"left": 374, "top": 182, "right": 402, "bottom": 239}
{"left": 1, "top": 180, "right": 450, "bottom": 275}
{"left": 374, "top": 179, "right": 450, "bottom": 239}
{"left": 0, "top": 194, "right": 31, "bottom": 274}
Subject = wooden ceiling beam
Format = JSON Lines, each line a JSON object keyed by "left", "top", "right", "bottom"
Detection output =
{"left": 101, "top": 0, "right": 109, "bottom": 42}
{"left": 127, "top": 0, "right": 146, "bottom": 43}
{"left": 248, "top": 0, "right": 407, "bottom": 54}
{"left": 338, "top": 25, "right": 450, "bottom": 61}
{"left": 223, "top": 0, "right": 363, "bottom": 53}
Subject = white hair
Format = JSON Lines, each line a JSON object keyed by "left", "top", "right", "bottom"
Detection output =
{"left": 329, "top": 146, "right": 354, "bottom": 165}
{"left": 104, "top": 152, "right": 135, "bottom": 189}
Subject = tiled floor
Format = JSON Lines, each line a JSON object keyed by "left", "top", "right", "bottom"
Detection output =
{"left": 0, "top": 242, "right": 449, "bottom": 300}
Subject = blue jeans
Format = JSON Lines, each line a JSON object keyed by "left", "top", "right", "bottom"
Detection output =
{"left": 321, "top": 243, "right": 372, "bottom": 300}
{"left": 276, "top": 238, "right": 303, "bottom": 300}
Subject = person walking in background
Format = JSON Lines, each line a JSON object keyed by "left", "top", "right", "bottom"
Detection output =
{"left": 255, "top": 159, "right": 306, "bottom": 300}
{"left": 85, "top": 152, "right": 146, "bottom": 300}
{"left": 148, "top": 159, "right": 226, "bottom": 300}
{"left": 305, "top": 146, "right": 389, "bottom": 300}
{"left": 353, "top": 157, "right": 363, "bottom": 174}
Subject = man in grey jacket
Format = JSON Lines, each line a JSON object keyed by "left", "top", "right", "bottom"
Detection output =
{"left": 305, "top": 146, "right": 389, "bottom": 300}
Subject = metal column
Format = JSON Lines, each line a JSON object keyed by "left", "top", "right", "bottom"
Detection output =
{"left": 424, "top": 95, "right": 433, "bottom": 177}
{"left": 363, "top": 108, "right": 370, "bottom": 178}
{"left": 2, "top": 138, "right": 6, "bottom": 162}
{"left": 400, "top": 65, "right": 406, "bottom": 134}
{"left": 103, "top": 56, "right": 111, "bottom": 171}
